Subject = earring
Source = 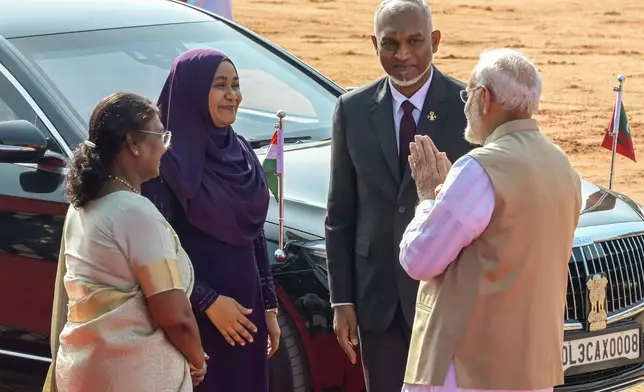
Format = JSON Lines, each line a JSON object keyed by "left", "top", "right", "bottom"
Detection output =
{"left": 134, "top": 151, "right": 139, "bottom": 156}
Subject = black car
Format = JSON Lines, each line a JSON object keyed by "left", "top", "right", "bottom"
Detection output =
{"left": 1, "top": 1, "right": 644, "bottom": 392}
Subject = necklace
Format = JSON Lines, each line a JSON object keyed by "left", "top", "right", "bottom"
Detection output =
{"left": 108, "top": 175, "right": 140, "bottom": 194}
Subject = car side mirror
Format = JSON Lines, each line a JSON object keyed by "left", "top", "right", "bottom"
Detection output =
{"left": 20, "top": 167, "right": 66, "bottom": 193}
{"left": 0, "top": 120, "right": 47, "bottom": 163}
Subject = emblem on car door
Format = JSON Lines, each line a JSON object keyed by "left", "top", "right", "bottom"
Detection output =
{"left": 586, "top": 274, "right": 609, "bottom": 331}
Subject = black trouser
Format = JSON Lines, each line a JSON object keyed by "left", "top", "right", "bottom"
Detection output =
{"left": 358, "top": 305, "right": 412, "bottom": 392}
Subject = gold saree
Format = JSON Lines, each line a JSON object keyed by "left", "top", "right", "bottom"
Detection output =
{"left": 42, "top": 221, "right": 67, "bottom": 392}
{"left": 43, "top": 192, "right": 195, "bottom": 392}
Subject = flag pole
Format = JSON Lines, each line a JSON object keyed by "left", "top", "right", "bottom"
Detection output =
{"left": 274, "top": 110, "right": 287, "bottom": 262}
{"left": 608, "top": 75, "right": 626, "bottom": 190}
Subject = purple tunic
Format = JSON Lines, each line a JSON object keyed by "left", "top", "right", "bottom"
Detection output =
{"left": 143, "top": 173, "right": 278, "bottom": 392}
{"left": 143, "top": 48, "right": 278, "bottom": 391}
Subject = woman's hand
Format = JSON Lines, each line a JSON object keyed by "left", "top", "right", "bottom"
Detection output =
{"left": 205, "top": 296, "right": 257, "bottom": 346}
{"left": 190, "top": 354, "right": 208, "bottom": 387}
{"left": 266, "top": 311, "right": 281, "bottom": 357}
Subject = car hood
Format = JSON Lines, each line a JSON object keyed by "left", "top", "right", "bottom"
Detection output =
{"left": 578, "top": 181, "right": 644, "bottom": 227}
{"left": 261, "top": 142, "right": 644, "bottom": 238}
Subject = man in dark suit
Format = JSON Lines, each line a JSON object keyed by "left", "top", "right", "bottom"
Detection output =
{"left": 324, "top": 0, "right": 474, "bottom": 391}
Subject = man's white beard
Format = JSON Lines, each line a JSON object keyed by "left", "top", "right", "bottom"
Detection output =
{"left": 464, "top": 98, "right": 486, "bottom": 145}
{"left": 390, "top": 64, "right": 432, "bottom": 88}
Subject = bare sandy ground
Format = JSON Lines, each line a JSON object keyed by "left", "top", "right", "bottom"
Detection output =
{"left": 235, "top": 0, "right": 644, "bottom": 202}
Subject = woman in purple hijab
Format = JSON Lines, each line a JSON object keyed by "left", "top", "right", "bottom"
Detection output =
{"left": 142, "top": 49, "right": 280, "bottom": 391}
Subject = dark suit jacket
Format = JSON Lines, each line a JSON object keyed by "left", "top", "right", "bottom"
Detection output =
{"left": 325, "top": 67, "right": 474, "bottom": 332}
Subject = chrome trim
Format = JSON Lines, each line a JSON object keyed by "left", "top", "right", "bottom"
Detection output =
{"left": 566, "top": 266, "right": 575, "bottom": 321}
{"left": 607, "top": 300, "right": 644, "bottom": 324}
{"left": 0, "top": 62, "right": 72, "bottom": 158}
{"left": 579, "top": 241, "right": 591, "bottom": 275}
{"left": 604, "top": 240, "right": 622, "bottom": 308}
{"left": 565, "top": 298, "right": 644, "bottom": 331}
{"left": 566, "top": 248, "right": 583, "bottom": 330}
{"left": 609, "top": 240, "right": 627, "bottom": 308}
{"left": 565, "top": 223, "right": 644, "bottom": 331}
{"left": 14, "top": 162, "right": 67, "bottom": 175}
{"left": 564, "top": 321, "right": 583, "bottom": 331}
{"left": 621, "top": 239, "right": 634, "bottom": 307}
{"left": 0, "top": 145, "right": 37, "bottom": 152}
{"left": 0, "top": 348, "right": 51, "bottom": 363}
{"left": 634, "top": 236, "right": 644, "bottom": 298}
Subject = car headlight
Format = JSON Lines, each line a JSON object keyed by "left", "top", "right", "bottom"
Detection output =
{"left": 300, "top": 239, "right": 327, "bottom": 274}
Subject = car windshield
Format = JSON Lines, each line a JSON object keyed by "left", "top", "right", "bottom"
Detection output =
{"left": 9, "top": 21, "right": 338, "bottom": 145}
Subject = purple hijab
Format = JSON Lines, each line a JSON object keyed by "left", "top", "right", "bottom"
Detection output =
{"left": 158, "top": 49, "right": 269, "bottom": 246}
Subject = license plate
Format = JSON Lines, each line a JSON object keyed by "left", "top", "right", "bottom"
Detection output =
{"left": 562, "top": 328, "right": 640, "bottom": 371}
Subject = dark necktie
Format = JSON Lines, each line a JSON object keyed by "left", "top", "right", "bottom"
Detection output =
{"left": 399, "top": 100, "right": 417, "bottom": 177}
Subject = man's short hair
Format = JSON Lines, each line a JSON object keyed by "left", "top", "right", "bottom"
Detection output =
{"left": 472, "top": 48, "right": 542, "bottom": 114}
{"left": 373, "top": 0, "right": 433, "bottom": 36}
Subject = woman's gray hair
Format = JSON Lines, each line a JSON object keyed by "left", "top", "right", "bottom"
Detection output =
{"left": 472, "top": 48, "right": 542, "bottom": 114}
{"left": 374, "top": 0, "right": 433, "bottom": 36}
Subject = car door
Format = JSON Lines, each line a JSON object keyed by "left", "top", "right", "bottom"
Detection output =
{"left": 0, "top": 63, "right": 68, "bottom": 356}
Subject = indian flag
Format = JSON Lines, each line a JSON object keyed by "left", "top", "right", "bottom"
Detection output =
{"left": 262, "top": 129, "right": 284, "bottom": 202}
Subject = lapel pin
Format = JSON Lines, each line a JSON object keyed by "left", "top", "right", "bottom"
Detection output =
{"left": 427, "top": 111, "right": 437, "bottom": 121}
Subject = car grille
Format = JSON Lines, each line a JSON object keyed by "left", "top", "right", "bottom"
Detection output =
{"left": 567, "top": 235, "right": 644, "bottom": 324}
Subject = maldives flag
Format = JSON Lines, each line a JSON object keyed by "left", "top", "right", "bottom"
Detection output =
{"left": 601, "top": 102, "right": 637, "bottom": 162}
{"left": 262, "top": 129, "right": 284, "bottom": 202}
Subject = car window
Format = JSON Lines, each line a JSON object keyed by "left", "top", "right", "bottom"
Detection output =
{"left": 0, "top": 70, "right": 62, "bottom": 153}
{"left": 232, "top": 69, "right": 316, "bottom": 117}
{"left": 0, "top": 73, "right": 34, "bottom": 122}
{"left": 10, "top": 21, "right": 339, "bottom": 145}
{"left": 0, "top": 97, "right": 19, "bottom": 122}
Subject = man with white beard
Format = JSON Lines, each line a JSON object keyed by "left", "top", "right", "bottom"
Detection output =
{"left": 399, "top": 48, "right": 582, "bottom": 392}
{"left": 325, "top": 1, "right": 473, "bottom": 390}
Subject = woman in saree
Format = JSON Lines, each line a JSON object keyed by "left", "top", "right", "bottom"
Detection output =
{"left": 142, "top": 49, "right": 281, "bottom": 391}
{"left": 43, "top": 92, "right": 207, "bottom": 392}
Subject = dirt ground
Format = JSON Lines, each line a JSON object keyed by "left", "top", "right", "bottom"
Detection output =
{"left": 235, "top": 0, "right": 644, "bottom": 202}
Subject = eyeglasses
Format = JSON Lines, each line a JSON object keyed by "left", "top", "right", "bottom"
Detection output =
{"left": 139, "top": 130, "right": 172, "bottom": 148}
{"left": 459, "top": 85, "right": 484, "bottom": 103}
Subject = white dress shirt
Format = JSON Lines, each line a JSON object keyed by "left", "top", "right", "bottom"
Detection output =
{"left": 399, "top": 155, "right": 553, "bottom": 392}
{"left": 330, "top": 70, "right": 434, "bottom": 308}
{"left": 389, "top": 68, "right": 434, "bottom": 150}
